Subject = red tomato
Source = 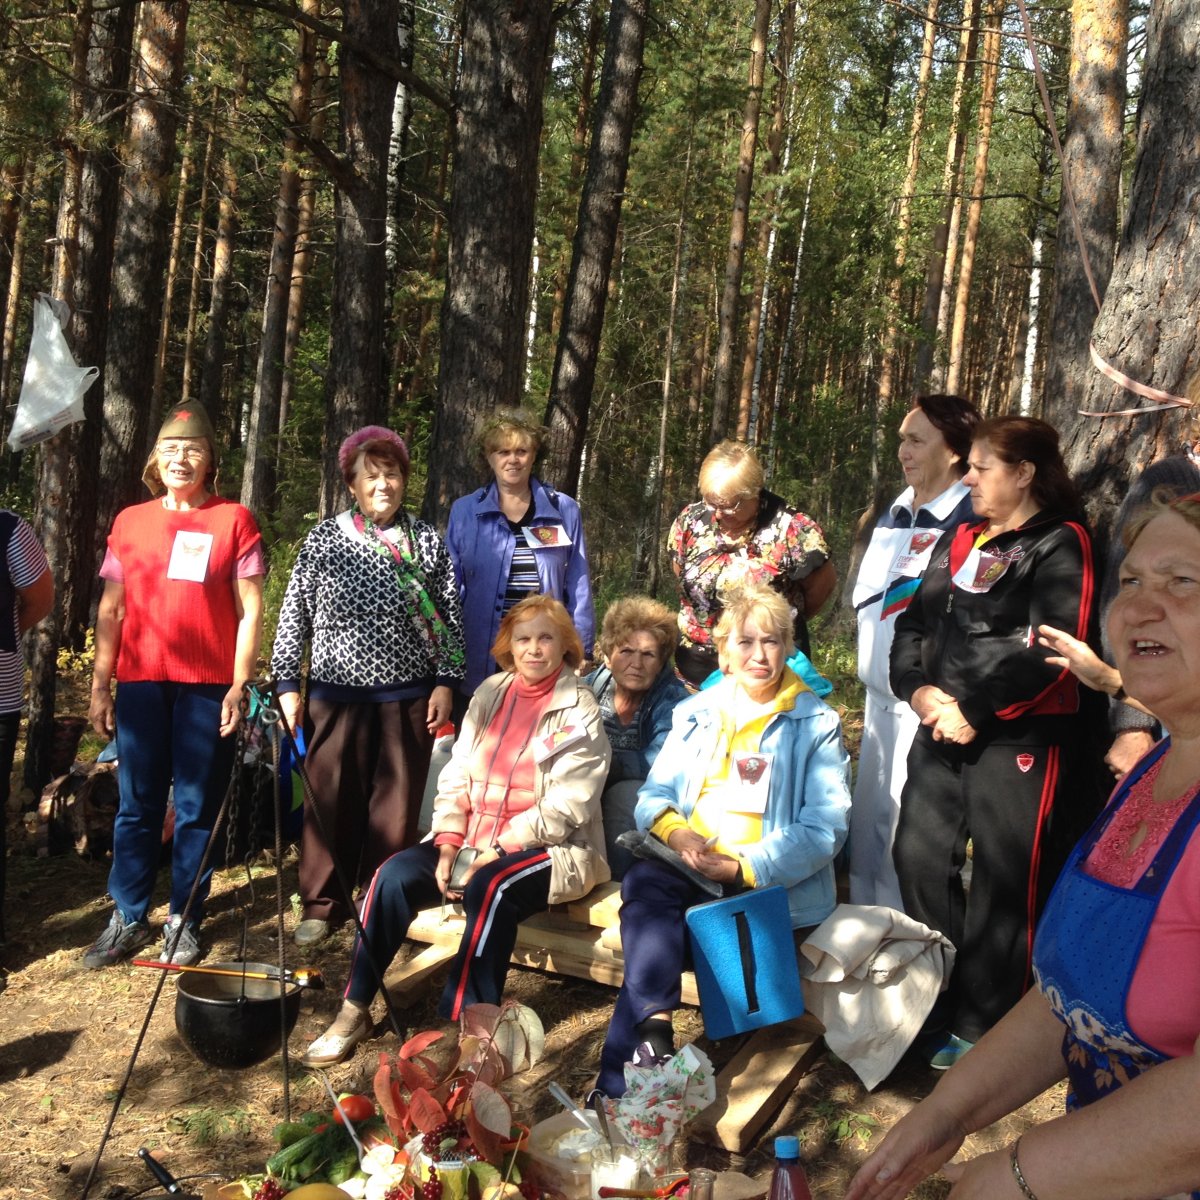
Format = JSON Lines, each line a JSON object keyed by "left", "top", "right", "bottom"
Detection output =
{"left": 333, "top": 1093, "right": 375, "bottom": 1124}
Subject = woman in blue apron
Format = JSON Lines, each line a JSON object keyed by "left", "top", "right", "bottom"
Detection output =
{"left": 845, "top": 494, "right": 1200, "bottom": 1200}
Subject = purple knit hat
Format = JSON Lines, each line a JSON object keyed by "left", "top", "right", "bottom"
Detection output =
{"left": 338, "top": 425, "right": 410, "bottom": 482}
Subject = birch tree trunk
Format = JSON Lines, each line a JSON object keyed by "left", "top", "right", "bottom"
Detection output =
{"left": 543, "top": 0, "right": 650, "bottom": 491}
{"left": 945, "top": 0, "right": 1003, "bottom": 394}
{"left": 709, "top": 0, "right": 771, "bottom": 441}
{"left": 424, "top": 0, "right": 555, "bottom": 520}
{"left": 1042, "top": 0, "right": 1129, "bottom": 424}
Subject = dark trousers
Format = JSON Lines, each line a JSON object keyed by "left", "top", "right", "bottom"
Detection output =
{"left": 109, "top": 682, "right": 235, "bottom": 924}
{"left": 0, "top": 710, "right": 18, "bottom": 943}
{"left": 894, "top": 725, "right": 1083, "bottom": 1042}
{"left": 301, "top": 695, "right": 434, "bottom": 922}
{"left": 597, "top": 860, "right": 707, "bottom": 1097}
{"left": 344, "top": 841, "right": 551, "bottom": 1019}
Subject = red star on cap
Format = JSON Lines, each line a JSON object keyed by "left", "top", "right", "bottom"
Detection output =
{"left": 174, "top": 408, "right": 194, "bottom": 422}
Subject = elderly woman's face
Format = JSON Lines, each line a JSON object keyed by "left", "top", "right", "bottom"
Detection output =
{"left": 1108, "top": 510, "right": 1200, "bottom": 722}
{"left": 725, "top": 614, "right": 785, "bottom": 700}
{"left": 607, "top": 631, "right": 665, "bottom": 698}
{"left": 510, "top": 612, "right": 567, "bottom": 684}
{"left": 155, "top": 438, "right": 211, "bottom": 497}
{"left": 348, "top": 452, "right": 405, "bottom": 525}
{"left": 702, "top": 470, "right": 759, "bottom": 537}
{"left": 488, "top": 435, "right": 535, "bottom": 490}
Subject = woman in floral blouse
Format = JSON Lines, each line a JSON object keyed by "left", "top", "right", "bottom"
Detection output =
{"left": 669, "top": 440, "right": 836, "bottom": 687}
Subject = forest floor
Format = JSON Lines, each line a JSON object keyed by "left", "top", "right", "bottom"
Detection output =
{"left": 0, "top": 667, "right": 1065, "bottom": 1200}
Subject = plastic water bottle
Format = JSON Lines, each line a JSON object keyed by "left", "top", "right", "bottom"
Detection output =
{"left": 767, "top": 1135, "right": 813, "bottom": 1200}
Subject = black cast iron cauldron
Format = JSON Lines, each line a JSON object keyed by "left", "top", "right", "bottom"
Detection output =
{"left": 174, "top": 961, "right": 302, "bottom": 1069}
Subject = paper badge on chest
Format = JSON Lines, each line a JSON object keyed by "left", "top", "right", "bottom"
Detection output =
{"left": 951, "top": 544, "right": 1024, "bottom": 594}
{"left": 532, "top": 722, "right": 587, "bottom": 763}
{"left": 892, "top": 529, "right": 940, "bottom": 576}
{"left": 522, "top": 524, "right": 572, "bottom": 549}
{"left": 728, "top": 752, "right": 773, "bottom": 814}
{"left": 166, "top": 530, "right": 213, "bottom": 582}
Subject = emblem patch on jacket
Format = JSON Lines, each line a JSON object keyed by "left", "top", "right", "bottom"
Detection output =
{"left": 1016, "top": 753, "right": 1035, "bottom": 774}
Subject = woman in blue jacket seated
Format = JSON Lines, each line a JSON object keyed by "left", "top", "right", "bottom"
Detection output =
{"left": 584, "top": 597, "right": 689, "bottom": 878}
{"left": 594, "top": 583, "right": 851, "bottom": 1097}
{"left": 446, "top": 409, "right": 594, "bottom": 715}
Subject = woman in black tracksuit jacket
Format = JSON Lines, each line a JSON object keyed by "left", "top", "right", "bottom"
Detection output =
{"left": 889, "top": 416, "right": 1108, "bottom": 1064}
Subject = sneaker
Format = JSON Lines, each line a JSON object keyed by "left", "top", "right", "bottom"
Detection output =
{"left": 300, "top": 1002, "right": 373, "bottom": 1067}
{"left": 159, "top": 916, "right": 202, "bottom": 967}
{"left": 929, "top": 1032, "right": 975, "bottom": 1071}
{"left": 82, "top": 911, "right": 153, "bottom": 969}
{"left": 630, "top": 1040, "right": 671, "bottom": 1070}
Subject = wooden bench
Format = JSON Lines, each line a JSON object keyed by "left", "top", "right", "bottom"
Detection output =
{"left": 384, "top": 881, "right": 825, "bottom": 1153}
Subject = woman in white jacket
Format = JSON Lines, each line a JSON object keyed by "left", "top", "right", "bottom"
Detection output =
{"left": 300, "top": 595, "right": 611, "bottom": 1066}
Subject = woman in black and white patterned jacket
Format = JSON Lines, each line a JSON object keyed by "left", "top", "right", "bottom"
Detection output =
{"left": 272, "top": 426, "right": 465, "bottom": 947}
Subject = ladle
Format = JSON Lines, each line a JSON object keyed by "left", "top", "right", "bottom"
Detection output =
{"left": 131, "top": 959, "right": 325, "bottom": 989}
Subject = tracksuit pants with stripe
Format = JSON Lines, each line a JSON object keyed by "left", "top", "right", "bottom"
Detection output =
{"left": 344, "top": 841, "right": 551, "bottom": 1019}
{"left": 893, "top": 721, "right": 1101, "bottom": 1042}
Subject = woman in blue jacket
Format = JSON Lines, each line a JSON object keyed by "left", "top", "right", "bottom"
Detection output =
{"left": 446, "top": 410, "right": 594, "bottom": 709}
{"left": 594, "top": 584, "right": 850, "bottom": 1097}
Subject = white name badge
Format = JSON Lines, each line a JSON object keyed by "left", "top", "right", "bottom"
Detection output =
{"left": 532, "top": 721, "right": 587, "bottom": 763}
{"left": 166, "top": 530, "right": 213, "bottom": 582}
{"left": 892, "top": 529, "right": 940, "bottom": 577}
{"left": 522, "top": 524, "right": 572, "bottom": 549}
{"left": 951, "top": 545, "right": 1011, "bottom": 594}
{"left": 727, "top": 752, "right": 773, "bottom": 814}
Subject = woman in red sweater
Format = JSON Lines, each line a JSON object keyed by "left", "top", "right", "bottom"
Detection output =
{"left": 300, "top": 594, "right": 610, "bottom": 1066}
{"left": 82, "top": 403, "right": 263, "bottom": 970}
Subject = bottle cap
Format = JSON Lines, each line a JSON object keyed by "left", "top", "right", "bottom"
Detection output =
{"left": 774, "top": 1136, "right": 800, "bottom": 1159}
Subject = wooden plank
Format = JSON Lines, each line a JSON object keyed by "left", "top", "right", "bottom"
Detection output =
{"left": 691, "top": 1014, "right": 825, "bottom": 1153}
{"left": 382, "top": 941, "right": 457, "bottom": 1003}
{"left": 559, "top": 882, "right": 623, "bottom": 927}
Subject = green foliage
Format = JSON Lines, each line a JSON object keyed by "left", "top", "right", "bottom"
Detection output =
{"left": 166, "top": 1104, "right": 254, "bottom": 1147}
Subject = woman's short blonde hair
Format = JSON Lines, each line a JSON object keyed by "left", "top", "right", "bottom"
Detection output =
{"left": 697, "top": 440, "right": 765, "bottom": 502}
{"left": 713, "top": 584, "right": 796, "bottom": 659}
{"left": 1124, "top": 488, "right": 1200, "bottom": 550}
{"left": 491, "top": 594, "right": 584, "bottom": 673}
{"left": 597, "top": 596, "right": 678, "bottom": 664}
{"left": 476, "top": 408, "right": 548, "bottom": 470}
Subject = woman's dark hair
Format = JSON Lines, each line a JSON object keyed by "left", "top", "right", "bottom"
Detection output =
{"left": 974, "top": 415, "right": 1081, "bottom": 514}
{"left": 913, "top": 394, "right": 981, "bottom": 474}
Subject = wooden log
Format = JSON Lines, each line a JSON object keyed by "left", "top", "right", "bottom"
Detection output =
{"left": 691, "top": 1014, "right": 826, "bottom": 1153}
{"left": 383, "top": 941, "right": 457, "bottom": 1003}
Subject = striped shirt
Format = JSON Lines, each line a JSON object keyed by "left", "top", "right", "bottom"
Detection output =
{"left": 0, "top": 513, "right": 49, "bottom": 713}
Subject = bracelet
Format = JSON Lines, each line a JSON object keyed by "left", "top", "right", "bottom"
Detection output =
{"left": 1010, "top": 1138, "right": 1040, "bottom": 1200}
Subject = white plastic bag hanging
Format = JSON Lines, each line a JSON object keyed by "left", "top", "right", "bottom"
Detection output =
{"left": 7, "top": 295, "right": 98, "bottom": 450}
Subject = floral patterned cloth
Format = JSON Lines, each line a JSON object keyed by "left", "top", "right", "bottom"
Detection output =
{"left": 669, "top": 489, "right": 829, "bottom": 658}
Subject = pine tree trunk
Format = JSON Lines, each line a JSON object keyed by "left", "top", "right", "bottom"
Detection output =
{"left": 424, "top": 0, "right": 555, "bottom": 521}
{"left": 198, "top": 69, "right": 249, "bottom": 425}
{"left": 1042, "top": 0, "right": 1129, "bottom": 424}
{"left": 318, "top": 0, "right": 402, "bottom": 516}
{"left": 912, "top": 0, "right": 979, "bottom": 389}
{"left": 180, "top": 118, "right": 216, "bottom": 403}
{"left": 543, "top": 0, "right": 649, "bottom": 491}
{"left": 97, "top": 0, "right": 192, "bottom": 539}
{"left": 735, "top": 0, "right": 795, "bottom": 441}
{"left": 0, "top": 158, "right": 26, "bottom": 396}
{"left": 1060, "top": 0, "right": 1200, "bottom": 547}
{"left": 710, "top": 0, "right": 771, "bottom": 441}
{"left": 152, "top": 107, "right": 196, "bottom": 411}
{"left": 945, "top": 0, "right": 1003, "bottom": 393}
{"left": 243, "top": 0, "right": 319, "bottom": 517}
{"left": 875, "top": 0, "right": 939, "bottom": 409}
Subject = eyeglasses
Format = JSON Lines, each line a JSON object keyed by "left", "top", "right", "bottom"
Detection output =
{"left": 704, "top": 495, "right": 749, "bottom": 516}
{"left": 156, "top": 441, "right": 208, "bottom": 461}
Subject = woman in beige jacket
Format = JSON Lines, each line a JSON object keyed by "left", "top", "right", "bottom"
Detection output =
{"left": 301, "top": 595, "right": 610, "bottom": 1066}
